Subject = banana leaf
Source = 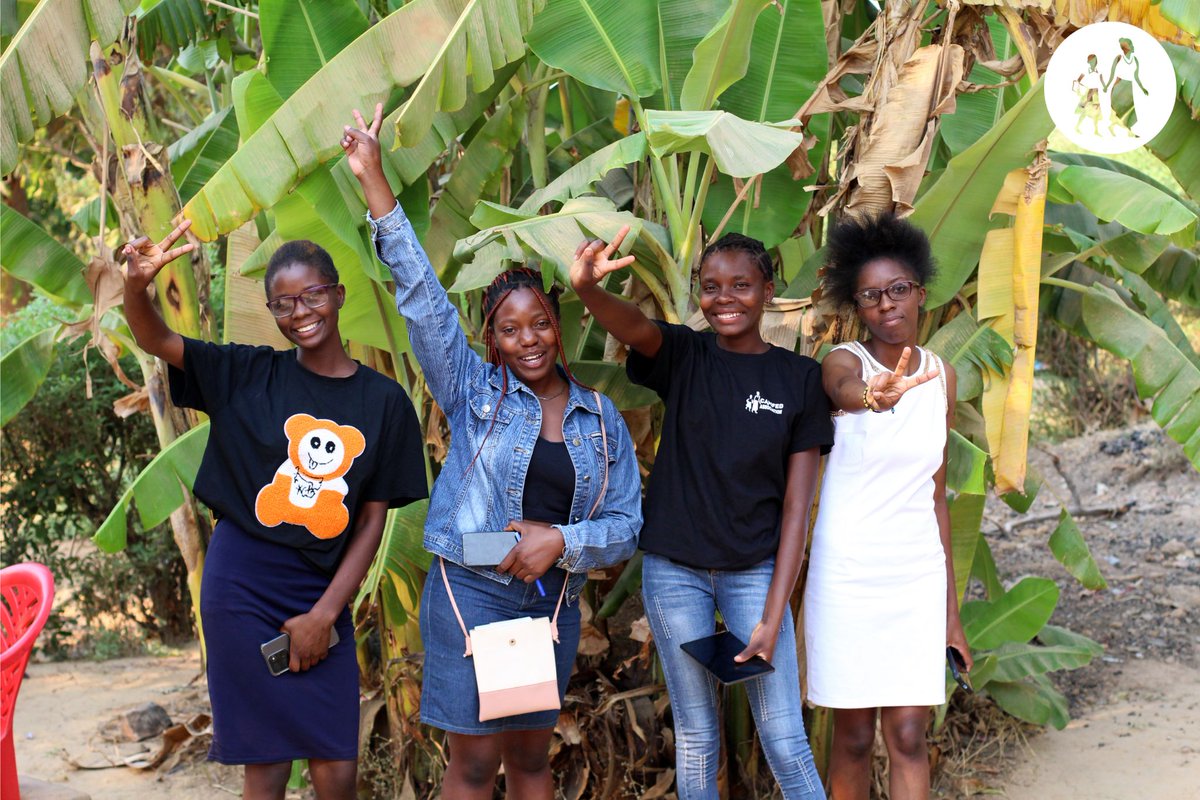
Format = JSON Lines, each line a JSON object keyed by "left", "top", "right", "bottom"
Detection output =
{"left": 1047, "top": 508, "right": 1106, "bottom": 591}
{"left": 393, "top": 0, "right": 543, "bottom": 147}
{"left": 168, "top": 106, "right": 239, "bottom": 204}
{"left": 0, "top": 0, "right": 140, "bottom": 174}
{"left": 452, "top": 196, "right": 645, "bottom": 290}
{"left": 519, "top": 133, "right": 648, "bottom": 213}
{"left": 1056, "top": 165, "right": 1196, "bottom": 237}
{"left": 961, "top": 576, "right": 1059, "bottom": 651}
{"left": 260, "top": 0, "right": 368, "bottom": 99}
{"left": 643, "top": 110, "right": 805, "bottom": 178}
{"left": 986, "top": 635, "right": 1101, "bottom": 685}
{"left": 970, "top": 534, "right": 1004, "bottom": 602}
{"left": 527, "top": 0, "right": 663, "bottom": 99}
{"left": 946, "top": 429, "right": 987, "bottom": 496}
{"left": 1159, "top": 0, "right": 1200, "bottom": 37}
{"left": 925, "top": 312, "right": 1013, "bottom": 402}
{"left": 646, "top": 0, "right": 727, "bottom": 111}
{"left": 948, "top": 493, "right": 984, "bottom": 607}
{"left": 0, "top": 326, "right": 58, "bottom": 427}
{"left": 0, "top": 204, "right": 91, "bottom": 305}
{"left": 93, "top": 421, "right": 211, "bottom": 552}
{"left": 1076, "top": 282, "right": 1200, "bottom": 466}
{"left": 678, "top": 0, "right": 771, "bottom": 112}
{"left": 232, "top": 69, "right": 284, "bottom": 138}
{"left": 183, "top": 0, "right": 524, "bottom": 240}
{"left": 424, "top": 96, "right": 526, "bottom": 279}
{"left": 699, "top": 0, "right": 828, "bottom": 247}
{"left": 914, "top": 79, "right": 1053, "bottom": 310}
{"left": 356, "top": 500, "right": 430, "bottom": 627}
{"left": 134, "top": 0, "right": 209, "bottom": 61}
{"left": 986, "top": 673, "right": 1069, "bottom": 729}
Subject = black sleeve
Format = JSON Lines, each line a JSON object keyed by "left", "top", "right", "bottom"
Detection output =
{"left": 167, "top": 338, "right": 272, "bottom": 414}
{"left": 789, "top": 361, "right": 835, "bottom": 456}
{"left": 625, "top": 321, "right": 696, "bottom": 397}
{"left": 361, "top": 386, "right": 429, "bottom": 507}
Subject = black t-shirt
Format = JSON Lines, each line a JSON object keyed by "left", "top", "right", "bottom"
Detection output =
{"left": 627, "top": 322, "right": 834, "bottom": 569}
{"left": 169, "top": 338, "right": 427, "bottom": 574}
{"left": 522, "top": 437, "right": 575, "bottom": 525}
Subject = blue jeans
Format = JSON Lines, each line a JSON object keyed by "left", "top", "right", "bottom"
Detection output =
{"left": 643, "top": 553, "right": 824, "bottom": 800}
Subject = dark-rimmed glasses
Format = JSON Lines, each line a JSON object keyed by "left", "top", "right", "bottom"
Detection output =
{"left": 265, "top": 283, "right": 339, "bottom": 318}
{"left": 853, "top": 280, "right": 920, "bottom": 309}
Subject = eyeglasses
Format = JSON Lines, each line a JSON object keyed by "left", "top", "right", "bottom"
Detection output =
{"left": 853, "top": 280, "right": 920, "bottom": 309}
{"left": 265, "top": 283, "right": 339, "bottom": 318}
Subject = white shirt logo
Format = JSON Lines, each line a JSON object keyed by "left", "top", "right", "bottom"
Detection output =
{"left": 745, "top": 391, "right": 783, "bottom": 415}
{"left": 1045, "top": 21, "right": 1176, "bottom": 154}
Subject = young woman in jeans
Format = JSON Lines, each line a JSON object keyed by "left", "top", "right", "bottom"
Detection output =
{"left": 571, "top": 228, "right": 832, "bottom": 799}
{"left": 342, "top": 106, "right": 642, "bottom": 799}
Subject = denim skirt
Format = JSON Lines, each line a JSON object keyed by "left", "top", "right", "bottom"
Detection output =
{"left": 201, "top": 519, "right": 357, "bottom": 764}
{"left": 419, "top": 560, "right": 580, "bottom": 734}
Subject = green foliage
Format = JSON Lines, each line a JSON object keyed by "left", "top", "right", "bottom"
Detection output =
{"left": 1, "top": 304, "right": 191, "bottom": 654}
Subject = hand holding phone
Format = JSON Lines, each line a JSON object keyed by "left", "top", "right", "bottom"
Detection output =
{"left": 261, "top": 626, "right": 340, "bottom": 677}
{"left": 947, "top": 646, "right": 972, "bottom": 693}
{"left": 681, "top": 631, "right": 776, "bottom": 685}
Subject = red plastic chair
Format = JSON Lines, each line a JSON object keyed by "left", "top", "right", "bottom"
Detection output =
{"left": 1, "top": 563, "right": 55, "bottom": 800}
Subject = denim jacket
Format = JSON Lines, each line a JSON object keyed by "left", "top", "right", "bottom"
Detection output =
{"left": 368, "top": 203, "right": 642, "bottom": 600}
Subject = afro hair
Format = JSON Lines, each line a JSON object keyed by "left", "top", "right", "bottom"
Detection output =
{"left": 823, "top": 214, "right": 936, "bottom": 308}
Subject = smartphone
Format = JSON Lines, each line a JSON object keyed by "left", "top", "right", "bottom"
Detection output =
{"left": 680, "top": 630, "right": 776, "bottom": 685}
{"left": 462, "top": 531, "right": 520, "bottom": 566}
{"left": 947, "top": 646, "right": 972, "bottom": 693}
{"left": 260, "top": 627, "right": 340, "bottom": 677}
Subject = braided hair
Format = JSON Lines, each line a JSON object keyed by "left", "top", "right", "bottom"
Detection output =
{"left": 698, "top": 232, "right": 774, "bottom": 283}
{"left": 466, "top": 267, "right": 592, "bottom": 472}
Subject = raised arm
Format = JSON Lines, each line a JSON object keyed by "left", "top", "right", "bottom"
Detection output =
{"left": 343, "top": 104, "right": 481, "bottom": 412}
{"left": 569, "top": 227, "right": 663, "bottom": 359}
{"left": 822, "top": 346, "right": 939, "bottom": 414}
{"left": 121, "top": 221, "right": 195, "bottom": 369}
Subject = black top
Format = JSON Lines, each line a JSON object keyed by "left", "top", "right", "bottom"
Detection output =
{"left": 521, "top": 437, "right": 575, "bottom": 525}
{"left": 169, "top": 338, "right": 428, "bottom": 574}
{"left": 627, "top": 322, "right": 834, "bottom": 569}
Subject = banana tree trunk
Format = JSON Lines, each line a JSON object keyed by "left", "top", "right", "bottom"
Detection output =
{"left": 81, "top": 39, "right": 212, "bottom": 657}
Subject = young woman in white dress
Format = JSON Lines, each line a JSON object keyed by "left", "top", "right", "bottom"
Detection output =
{"left": 804, "top": 214, "right": 972, "bottom": 800}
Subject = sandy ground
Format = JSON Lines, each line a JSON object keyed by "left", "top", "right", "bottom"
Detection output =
{"left": 12, "top": 644, "right": 242, "bottom": 800}
{"left": 1001, "top": 660, "right": 1200, "bottom": 800}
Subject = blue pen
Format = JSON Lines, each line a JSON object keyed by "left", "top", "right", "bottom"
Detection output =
{"left": 535, "top": 579, "right": 546, "bottom": 597}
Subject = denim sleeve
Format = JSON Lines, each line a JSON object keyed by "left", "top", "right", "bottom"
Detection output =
{"left": 368, "top": 202, "right": 479, "bottom": 414}
{"left": 555, "top": 403, "right": 642, "bottom": 572}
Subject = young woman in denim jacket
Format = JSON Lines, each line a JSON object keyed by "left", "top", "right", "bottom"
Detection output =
{"left": 571, "top": 228, "right": 832, "bottom": 800}
{"left": 342, "top": 106, "right": 642, "bottom": 799}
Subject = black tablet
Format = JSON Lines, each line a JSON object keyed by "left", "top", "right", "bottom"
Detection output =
{"left": 679, "top": 630, "right": 776, "bottom": 685}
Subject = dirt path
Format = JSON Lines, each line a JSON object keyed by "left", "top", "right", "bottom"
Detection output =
{"left": 12, "top": 644, "right": 241, "bottom": 800}
{"left": 1000, "top": 659, "right": 1200, "bottom": 799}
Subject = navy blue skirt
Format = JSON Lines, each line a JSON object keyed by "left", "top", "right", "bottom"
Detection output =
{"left": 201, "top": 519, "right": 357, "bottom": 764}
{"left": 420, "top": 560, "right": 581, "bottom": 734}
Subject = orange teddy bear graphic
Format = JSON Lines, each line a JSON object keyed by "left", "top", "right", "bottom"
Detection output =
{"left": 255, "top": 413, "right": 367, "bottom": 539}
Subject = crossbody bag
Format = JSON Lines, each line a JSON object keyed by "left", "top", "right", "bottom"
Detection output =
{"left": 440, "top": 390, "right": 610, "bottom": 722}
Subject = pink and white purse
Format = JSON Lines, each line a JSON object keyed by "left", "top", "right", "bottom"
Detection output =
{"left": 440, "top": 391, "right": 610, "bottom": 722}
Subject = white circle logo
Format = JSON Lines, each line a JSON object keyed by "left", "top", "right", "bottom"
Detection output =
{"left": 1045, "top": 22, "right": 1177, "bottom": 154}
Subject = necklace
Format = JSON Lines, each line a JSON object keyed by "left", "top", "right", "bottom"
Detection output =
{"left": 535, "top": 382, "right": 568, "bottom": 402}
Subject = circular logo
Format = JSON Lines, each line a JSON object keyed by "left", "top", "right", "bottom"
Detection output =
{"left": 1045, "top": 22, "right": 1177, "bottom": 154}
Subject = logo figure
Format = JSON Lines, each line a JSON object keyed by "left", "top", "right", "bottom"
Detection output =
{"left": 745, "top": 391, "right": 784, "bottom": 415}
{"left": 1046, "top": 22, "right": 1176, "bottom": 154}
{"left": 255, "top": 413, "right": 367, "bottom": 539}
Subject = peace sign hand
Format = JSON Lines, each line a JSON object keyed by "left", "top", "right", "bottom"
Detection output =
{"left": 570, "top": 225, "right": 637, "bottom": 292}
{"left": 121, "top": 220, "right": 195, "bottom": 294}
{"left": 341, "top": 103, "right": 384, "bottom": 180}
{"left": 866, "top": 346, "right": 940, "bottom": 412}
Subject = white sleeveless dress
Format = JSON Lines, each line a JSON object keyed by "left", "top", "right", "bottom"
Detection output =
{"left": 804, "top": 342, "right": 949, "bottom": 708}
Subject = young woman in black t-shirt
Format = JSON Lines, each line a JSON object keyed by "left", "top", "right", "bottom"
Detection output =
{"left": 571, "top": 230, "right": 831, "bottom": 799}
{"left": 122, "top": 224, "right": 427, "bottom": 800}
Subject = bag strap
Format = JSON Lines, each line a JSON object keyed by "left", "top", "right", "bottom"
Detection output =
{"left": 439, "top": 390, "right": 610, "bottom": 658}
